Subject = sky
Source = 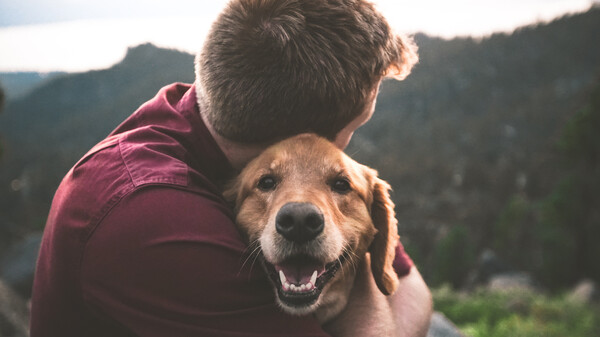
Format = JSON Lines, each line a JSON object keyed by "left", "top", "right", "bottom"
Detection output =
{"left": 0, "top": 0, "right": 596, "bottom": 72}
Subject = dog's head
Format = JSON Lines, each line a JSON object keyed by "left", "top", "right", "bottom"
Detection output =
{"left": 225, "top": 134, "right": 399, "bottom": 316}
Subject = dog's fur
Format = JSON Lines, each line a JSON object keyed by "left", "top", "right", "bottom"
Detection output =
{"left": 225, "top": 134, "right": 400, "bottom": 323}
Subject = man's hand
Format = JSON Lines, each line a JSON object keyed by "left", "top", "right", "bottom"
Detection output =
{"left": 323, "top": 254, "right": 432, "bottom": 337}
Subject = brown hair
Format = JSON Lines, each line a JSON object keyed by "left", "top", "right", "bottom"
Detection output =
{"left": 196, "top": 0, "right": 418, "bottom": 143}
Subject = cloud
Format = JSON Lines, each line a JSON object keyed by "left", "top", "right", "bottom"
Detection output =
{"left": 0, "top": 0, "right": 229, "bottom": 27}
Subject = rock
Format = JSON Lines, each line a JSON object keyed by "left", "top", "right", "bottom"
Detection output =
{"left": 568, "top": 279, "right": 598, "bottom": 304}
{"left": 0, "top": 278, "right": 29, "bottom": 337}
{"left": 0, "top": 232, "right": 43, "bottom": 298}
{"left": 427, "top": 312, "right": 464, "bottom": 337}
{"left": 487, "top": 272, "right": 534, "bottom": 292}
{"left": 466, "top": 249, "right": 511, "bottom": 288}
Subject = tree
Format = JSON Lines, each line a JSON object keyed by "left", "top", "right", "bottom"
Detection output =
{"left": 431, "top": 225, "right": 476, "bottom": 288}
{"left": 0, "top": 84, "right": 4, "bottom": 159}
{"left": 537, "top": 77, "right": 600, "bottom": 288}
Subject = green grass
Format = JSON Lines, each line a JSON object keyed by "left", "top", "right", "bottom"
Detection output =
{"left": 433, "top": 286, "right": 600, "bottom": 337}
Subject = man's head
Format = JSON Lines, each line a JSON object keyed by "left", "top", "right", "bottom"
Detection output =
{"left": 196, "top": 0, "right": 417, "bottom": 144}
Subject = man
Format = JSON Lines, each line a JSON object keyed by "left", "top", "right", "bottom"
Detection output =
{"left": 30, "top": 0, "right": 431, "bottom": 336}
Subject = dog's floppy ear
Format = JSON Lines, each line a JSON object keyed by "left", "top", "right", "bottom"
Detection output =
{"left": 369, "top": 177, "right": 400, "bottom": 295}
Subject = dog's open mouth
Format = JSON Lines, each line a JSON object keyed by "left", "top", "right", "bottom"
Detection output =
{"left": 263, "top": 253, "right": 348, "bottom": 309}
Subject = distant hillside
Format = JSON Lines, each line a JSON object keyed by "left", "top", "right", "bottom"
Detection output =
{"left": 1, "top": 8, "right": 600, "bottom": 288}
{"left": 347, "top": 7, "right": 600, "bottom": 282}
{"left": 0, "top": 72, "right": 66, "bottom": 99}
{"left": 0, "top": 43, "right": 195, "bottom": 234}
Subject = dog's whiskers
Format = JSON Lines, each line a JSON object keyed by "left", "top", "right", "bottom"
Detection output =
{"left": 348, "top": 148, "right": 361, "bottom": 157}
{"left": 341, "top": 246, "right": 359, "bottom": 277}
{"left": 247, "top": 246, "right": 263, "bottom": 278}
{"left": 238, "top": 240, "right": 262, "bottom": 277}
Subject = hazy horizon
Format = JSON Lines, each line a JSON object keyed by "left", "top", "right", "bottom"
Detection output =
{"left": 0, "top": 0, "right": 595, "bottom": 72}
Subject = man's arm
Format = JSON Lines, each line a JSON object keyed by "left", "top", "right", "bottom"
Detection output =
{"left": 390, "top": 266, "right": 433, "bottom": 336}
{"left": 323, "top": 255, "right": 433, "bottom": 337}
{"left": 81, "top": 187, "right": 330, "bottom": 336}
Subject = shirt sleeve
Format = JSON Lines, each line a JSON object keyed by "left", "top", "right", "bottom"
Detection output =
{"left": 81, "top": 186, "right": 329, "bottom": 337}
{"left": 393, "top": 241, "right": 414, "bottom": 277}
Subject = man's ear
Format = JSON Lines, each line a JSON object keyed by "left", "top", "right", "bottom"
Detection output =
{"left": 369, "top": 177, "right": 400, "bottom": 295}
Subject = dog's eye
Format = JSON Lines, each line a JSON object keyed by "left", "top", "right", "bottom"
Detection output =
{"left": 331, "top": 178, "right": 351, "bottom": 194}
{"left": 257, "top": 175, "right": 278, "bottom": 191}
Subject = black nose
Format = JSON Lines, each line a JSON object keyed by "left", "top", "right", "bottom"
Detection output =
{"left": 276, "top": 202, "right": 324, "bottom": 243}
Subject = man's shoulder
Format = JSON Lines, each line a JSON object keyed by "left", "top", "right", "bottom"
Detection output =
{"left": 60, "top": 130, "right": 190, "bottom": 207}
{"left": 64, "top": 103, "right": 217, "bottom": 205}
{"left": 92, "top": 186, "right": 240, "bottom": 250}
{"left": 51, "top": 120, "right": 223, "bottom": 240}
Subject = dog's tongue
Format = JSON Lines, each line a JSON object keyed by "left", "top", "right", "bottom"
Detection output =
{"left": 275, "top": 258, "right": 325, "bottom": 285}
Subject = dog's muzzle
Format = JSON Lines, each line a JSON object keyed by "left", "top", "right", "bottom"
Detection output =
{"left": 275, "top": 202, "right": 324, "bottom": 243}
{"left": 261, "top": 202, "right": 348, "bottom": 310}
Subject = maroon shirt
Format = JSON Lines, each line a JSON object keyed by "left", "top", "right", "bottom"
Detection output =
{"left": 30, "top": 83, "right": 413, "bottom": 337}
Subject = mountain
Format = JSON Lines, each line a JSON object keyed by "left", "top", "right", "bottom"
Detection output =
{"left": 0, "top": 43, "right": 195, "bottom": 244}
{"left": 346, "top": 7, "right": 600, "bottom": 285}
{"left": 0, "top": 72, "right": 66, "bottom": 99}
{"left": 1, "top": 8, "right": 600, "bottom": 288}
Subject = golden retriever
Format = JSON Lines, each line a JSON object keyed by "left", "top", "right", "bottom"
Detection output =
{"left": 225, "top": 133, "right": 400, "bottom": 323}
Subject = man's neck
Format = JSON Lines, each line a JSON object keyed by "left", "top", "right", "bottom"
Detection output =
{"left": 198, "top": 107, "right": 267, "bottom": 171}
{"left": 195, "top": 84, "right": 270, "bottom": 170}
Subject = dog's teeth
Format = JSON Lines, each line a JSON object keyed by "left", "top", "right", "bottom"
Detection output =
{"left": 310, "top": 270, "right": 318, "bottom": 285}
{"left": 280, "top": 272, "right": 318, "bottom": 293}
{"left": 279, "top": 270, "right": 287, "bottom": 285}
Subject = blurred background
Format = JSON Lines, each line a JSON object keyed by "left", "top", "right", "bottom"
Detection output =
{"left": 1, "top": 0, "right": 600, "bottom": 336}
